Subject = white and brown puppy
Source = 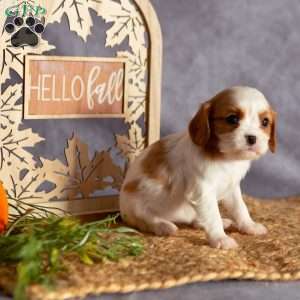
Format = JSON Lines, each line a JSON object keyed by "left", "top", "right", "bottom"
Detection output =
{"left": 120, "top": 86, "right": 277, "bottom": 249}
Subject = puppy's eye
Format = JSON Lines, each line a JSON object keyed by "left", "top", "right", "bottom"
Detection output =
{"left": 262, "top": 118, "right": 269, "bottom": 127}
{"left": 225, "top": 114, "right": 239, "bottom": 125}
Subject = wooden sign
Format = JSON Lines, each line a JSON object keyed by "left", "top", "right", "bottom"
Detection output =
{"left": 24, "top": 56, "right": 128, "bottom": 119}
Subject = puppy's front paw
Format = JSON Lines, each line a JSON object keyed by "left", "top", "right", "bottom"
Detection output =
{"left": 239, "top": 222, "right": 268, "bottom": 235}
{"left": 209, "top": 235, "right": 238, "bottom": 249}
{"left": 192, "top": 218, "right": 234, "bottom": 230}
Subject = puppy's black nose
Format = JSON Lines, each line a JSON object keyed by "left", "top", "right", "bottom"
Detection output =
{"left": 246, "top": 135, "right": 256, "bottom": 145}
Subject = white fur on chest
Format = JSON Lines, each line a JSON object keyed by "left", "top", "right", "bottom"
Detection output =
{"left": 200, "top": 160, "right": 250, "bottom": 200}
{"left": 169, "top": 132, "right": 250, "bottom": 201}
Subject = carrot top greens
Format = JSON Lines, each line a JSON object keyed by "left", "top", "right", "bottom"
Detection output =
{"left": 0, "top": 213, "right": 143, "bottom": 300}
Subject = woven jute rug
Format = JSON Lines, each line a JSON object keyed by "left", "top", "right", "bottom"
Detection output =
{"left": 1, "top": 195, "right": 300, "bottom": 300}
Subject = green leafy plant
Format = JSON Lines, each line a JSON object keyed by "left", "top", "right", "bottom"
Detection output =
{"left": 0, "top": 213, "right": 143, "bottom": 300}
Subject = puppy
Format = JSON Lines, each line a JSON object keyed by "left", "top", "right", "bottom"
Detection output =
{"left": 120, "top": 86, "right": 277, "bottom": 249}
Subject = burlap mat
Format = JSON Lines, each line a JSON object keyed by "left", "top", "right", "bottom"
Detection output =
{"left": 1, "top": 195, "right": 300, "bottom": 300}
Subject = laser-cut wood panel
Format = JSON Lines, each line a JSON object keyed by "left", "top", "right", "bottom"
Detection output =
{"left": 0, "top": 0, "right": 162, "bottom": 216}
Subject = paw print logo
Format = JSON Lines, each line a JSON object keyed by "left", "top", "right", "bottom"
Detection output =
{"left": 4, "top": 16, "right": 45, "bottom": 47}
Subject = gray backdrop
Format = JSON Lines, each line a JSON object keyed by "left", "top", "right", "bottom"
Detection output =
{"left": 151, "top": 0, "right": 300, "bottom": 198}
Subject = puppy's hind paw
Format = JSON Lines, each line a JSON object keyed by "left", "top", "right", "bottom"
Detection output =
{"left": 239, "top": 222, "right": 268, "bottom": 235}
{"left": 153, "top": 220, "right": 178, "bottom": 236}
{"left": 209, "top": 235, "right": 238, "bottom": 250}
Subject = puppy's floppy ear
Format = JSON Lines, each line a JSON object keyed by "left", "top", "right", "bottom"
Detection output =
{"left": 269, "top": 110, "right": 277, "bottom": 153}
{"left": 189, "top": 101, "right": 212, "bottom": 147}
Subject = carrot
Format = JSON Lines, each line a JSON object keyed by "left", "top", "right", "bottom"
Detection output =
{"left": 0, "top": 182, "right": 8, "bottom": 233}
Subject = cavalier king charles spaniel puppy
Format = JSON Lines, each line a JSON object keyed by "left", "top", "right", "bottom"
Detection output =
{"left": 120, "top": 86, "right": 277, "bottom": 249}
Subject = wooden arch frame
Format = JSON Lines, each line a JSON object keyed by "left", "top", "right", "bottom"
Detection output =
{"left": 0, "top": 0, "right": 163, "bottom": 216}
{"left": 135, "top": 0, "right": 162, "bottom": 146}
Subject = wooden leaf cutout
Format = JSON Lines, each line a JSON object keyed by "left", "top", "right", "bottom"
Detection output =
{"left": 118, "top": 48, "right": 147, "bottom": 84}
{"left": 117, "top": 50, "right": 146, "bottom": 124}
{"left": 2, "top": 166, "right": 48, "bottom": 212}
{"left": 115, "top": 123, "right": 145, "bottom": 161}
{"left": 81, "top": 150, "right": 124, "bottom": 196}
{"left": 41, "top": 135, "right": 124, "bottom": 200}
{"left": 0, "top": 31, "right": 55, "bottom": 84}
{"left": 0, "top": 84, "right": 23, "bottom": 126}
{"left": 46, "top": 0, "right": 101, "bottom": 41}
{"left": 125, "top": 97, "right": 145, "bottom": 123}
{"left": 101, "top": 0, "right": 146, "bottom": 53}
{"left": 0, "top": 124, "right": 44, "bottom": 170}
{"left": 65, "top": 135, "right": 90, "bottom": 178}
{"left": 40, "top": 158, "right": 73, "bottom": 200}
{"left": 2, "top": 165, "right": 66, "bottom": 218}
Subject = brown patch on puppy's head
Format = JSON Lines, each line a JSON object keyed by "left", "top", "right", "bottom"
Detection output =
{"left": 189, "top": 89, "right": 244, "bottom": 158}
{"left": 189, "top": 101, "right": 211, "bottom": 148}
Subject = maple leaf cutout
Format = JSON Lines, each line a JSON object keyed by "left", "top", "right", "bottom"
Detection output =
{"left": 0, "top": 30, "right": 55, "bottom": 85}
{"left": 117, "top": 47, "right": 147, "bottom": 84}
{"left": 41, "top": 135, "right": 124, "bottom": 200}
{"left": 0, "top": 165, "right": 62, "bottom": 218}
{"left": 115, "top": 123, "right": 145, "bottom": 161}
{"left": 0, "top": 124, "right": 44, "bottom": 170}
{"left": 0, "top": 84, "right": 23, "bottom": 126}
{"left": 101, "top": 0, "right": 146, "bottom": 54}
{"left": 125, "top": 97, "right": 145, "bottom": 123}
{"left": 0, "top": 166, "right": 50, "bottom": 217}
{"left": 122, "top": 75, "right": 147, "bottom": 124}
{"left": 46, "top": 0, "right": 102, "bottom": 41}
{"left": 117, "top": 50, "right": 147, "bottom": 123}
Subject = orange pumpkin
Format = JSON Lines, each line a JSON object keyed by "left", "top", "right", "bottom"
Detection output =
{"left": 0, "top": 182, "right": 8, "bottom": 233}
